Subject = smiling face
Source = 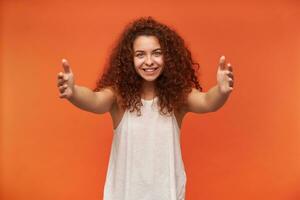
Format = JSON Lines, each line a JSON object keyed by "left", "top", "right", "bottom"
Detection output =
{"left": 133, "top": 35, "right": 164, "bottom": 83}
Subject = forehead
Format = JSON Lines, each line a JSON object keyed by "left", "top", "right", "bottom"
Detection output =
{"left": 133, "top": 35, "right": 161, "bottom": 51}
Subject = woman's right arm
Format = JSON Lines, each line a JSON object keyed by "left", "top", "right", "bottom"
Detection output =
{"left": 69, "top": 85, "right": 115, "bottom": 114}
{"left": 57, "top": 59, "right": 115, "bottom": 114}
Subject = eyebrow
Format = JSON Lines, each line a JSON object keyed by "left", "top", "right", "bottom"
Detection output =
{"left": 134, "top": 48, "right": 162, "bottom": 53}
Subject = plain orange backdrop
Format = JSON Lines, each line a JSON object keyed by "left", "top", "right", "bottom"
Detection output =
{"left": 1, "top": 0, "right": 300, "bottom": 200}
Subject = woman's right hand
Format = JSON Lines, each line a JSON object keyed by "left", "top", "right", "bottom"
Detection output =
{"left": 57, "top": 58, "right": 75, "bottom": 99}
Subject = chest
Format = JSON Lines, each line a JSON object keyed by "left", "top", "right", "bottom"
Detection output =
{"left": 109, "top": 101, "right": 186, "bottom": 130}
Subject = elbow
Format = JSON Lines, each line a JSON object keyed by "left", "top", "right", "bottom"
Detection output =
{"left": 94, "top": 109, "right": 109, "bottom": 115}
{"left": 205, "top": 108, "right": 217, "bottom": 113}
{"left": 210, "top": 108, "right": 218, "bottom": 113}
{"left": 89, "top": 106, "right": 110, "bottom": 114}
{"left": 210, "top": 105, "right": 223, "bottom": 112}
{"left": 207, "top": 104, "right": 219, "bottom": 112}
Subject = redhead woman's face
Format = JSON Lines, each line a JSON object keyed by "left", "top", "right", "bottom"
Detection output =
{"left": 133, "top": 35, "right": 164, "bottom": 82}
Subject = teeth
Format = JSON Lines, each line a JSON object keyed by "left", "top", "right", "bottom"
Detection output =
{"left": 143, "top": 68, "right": 157, "bottom": 72}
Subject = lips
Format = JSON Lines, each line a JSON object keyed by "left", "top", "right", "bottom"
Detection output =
{"left": 142, "top": 67, "right": 158, "bottom": 71}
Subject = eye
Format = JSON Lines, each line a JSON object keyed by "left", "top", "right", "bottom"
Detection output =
{"left": 153, "top": 51, "right": 162, "bottom": 56}
{"left": 136, "top": 53, "right": 144, "bottom": 58}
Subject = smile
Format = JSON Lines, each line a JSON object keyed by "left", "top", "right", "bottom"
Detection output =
{"left": 142, "top": 67, "right": 158, "bottom": 72}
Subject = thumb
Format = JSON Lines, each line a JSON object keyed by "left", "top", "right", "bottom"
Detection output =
{"left": 62, "top": 58, "right": 72, "bottom": 73}
{"left": 219, "top": 55, "right": 226, "bottom": 70}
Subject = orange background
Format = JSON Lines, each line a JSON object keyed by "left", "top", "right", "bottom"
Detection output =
{"left": 1, "top": 0, "right": 300, "bottom": 199}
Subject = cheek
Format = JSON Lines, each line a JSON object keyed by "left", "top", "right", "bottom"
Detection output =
{"left": 155, "top": 57, "right": 164, "bottom": 66}
{"left": 133, "top": 58, "right": 143, "bottom": 68}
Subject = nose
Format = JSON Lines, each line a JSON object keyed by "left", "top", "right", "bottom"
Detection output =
{"left": 145, "top": 55, "right": 154, "bottom": 66}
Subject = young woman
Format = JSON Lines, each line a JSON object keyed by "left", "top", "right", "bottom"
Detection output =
{"left": 56, "top": 16, "right": 234, "bottom": 200}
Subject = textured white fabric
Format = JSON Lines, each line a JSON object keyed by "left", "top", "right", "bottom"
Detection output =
{"left": 103, "top": 97, "right": 187, "bottom": 200}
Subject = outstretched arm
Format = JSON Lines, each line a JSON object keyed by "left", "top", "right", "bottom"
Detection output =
{"left": 186, "top": 56, "right": 234, "bottom": 113}
{"left": 57, "top": 59, "right": 116, "bottom": 114}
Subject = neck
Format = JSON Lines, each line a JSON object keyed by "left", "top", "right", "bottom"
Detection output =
{"left": 141, "top": 81, "right": 156, "bottom": 99}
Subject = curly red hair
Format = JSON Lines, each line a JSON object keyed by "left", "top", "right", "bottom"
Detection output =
{"left": 93, "top": 16, "right": 203, "bottom": 116}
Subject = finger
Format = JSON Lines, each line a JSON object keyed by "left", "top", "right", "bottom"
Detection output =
{"left": 60, "top": 89, "right": 71, "bottom": 99}
{"left": 63, "top": 74, "right": 69, "bottom": 81}
{"left": 228, "top": 77, "right": 234, "bottom": 86}
{"left": 59, "top": 83, "right": 68, "bottom": 91}
{"left": 57, "top": 79, "right": 64, "bottom": 86}
{"left": 219, "top": 55, "right": 226, "bottom": 70}
{"left": 59, "top": 93, "right": 67, "bottom": 98}
{"left": 58, "top": 71, "right": 69, "bottom": 79}
{"left": 59, "top": 85, "right": 67, "bottom": 93}
{"left": 62, "top": 58, "right": 71, "bottom": 73}
{"left": 227, "top": 63, "right": 233, "bottom": 72}
{"left": 57, "top": 72, "right": 64, "bottom": 79}
{"left": 57, "top": 78, "right": 68, "bottom": 87}
{"left": 226, "top": 71, "right": 234, "bottom": 80}
{"left": 59, "top": 87, "right": 65, "bottom": 93}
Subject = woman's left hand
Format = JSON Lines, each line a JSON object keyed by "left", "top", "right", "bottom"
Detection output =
{"left": 216, "top": 55, "right": 234, "bottom": 95}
